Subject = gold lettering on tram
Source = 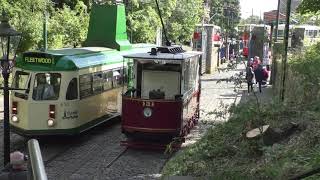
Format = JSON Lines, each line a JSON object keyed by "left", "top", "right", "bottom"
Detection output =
{"left": 142, "top": 101, "right": 154, "bottom": 107}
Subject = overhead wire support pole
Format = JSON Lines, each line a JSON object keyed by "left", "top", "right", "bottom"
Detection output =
{"left": 155, "top": 0, "right": 171, "bottom": 46}
{"left": 280, "top": 0, "right": 292, "bottom": 101}
{"left": 275, "top": 0, "right": 281, "bottom": 42}
{"left": 43, "top": 0, "right": 48, "bottom": 51}
{"left": 270, "top": 0, "right": 281, "bottom": 85}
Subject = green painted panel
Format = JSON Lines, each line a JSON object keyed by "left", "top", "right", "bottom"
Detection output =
{"left": 15, "top": 45, "right": 154, "bottom": 71}
{"left": 84, "top": 4, "right": 132, "bottom": 51}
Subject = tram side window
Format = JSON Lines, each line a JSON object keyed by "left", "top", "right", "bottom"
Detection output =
{"left": 184, "top": 60, "right": 190, "bottom": 93}
{"left": 13, "top": 71, "right": 30, "bottom": 100}
{"left": 79, "top": 74, "right": 92, "bottom": 99}
{"left": 113, "top": 70, "right": 122, "bottom": 88}
{"left": 32, "top": 73, "right": 61, "bottom": 101}
{"left": 66, "top": 78, "right": 78, "bottom": 100}
{"left": 183, "top": 58, "right": 197, "bottom": 95}
{"left": 93, "top": 72, "right": 103, "bottom": 94}
{"left": 309, "top": 30, "right": 313, "bottom": 37}
{"left": 103, "top": 71, "right": 113, "bottom": 91}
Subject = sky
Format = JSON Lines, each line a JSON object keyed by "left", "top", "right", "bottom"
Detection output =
{"left": 240, "top": 0, "right": 279, "bottom": 19}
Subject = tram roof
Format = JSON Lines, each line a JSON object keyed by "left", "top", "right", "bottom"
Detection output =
{"left": 123, "top": 51, "right": 202, "bottom": 61}
{"left": 15, "top": 44, "right": 154, "bottom": 71}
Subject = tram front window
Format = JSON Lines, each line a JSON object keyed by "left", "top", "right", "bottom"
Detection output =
{"left": 32, "top": 73, "right": 61, "bottom": 101}
{"left": 141, "top": 63, "right": 180, "bottom": 100}
{"left": 13, "top": 71, "right": 30, "bottom": 100}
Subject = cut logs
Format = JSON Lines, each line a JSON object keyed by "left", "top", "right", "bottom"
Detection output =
{"left": 246, "top": 125, "right": 282, "bottom": 146}
{"left": 246, "top": 122, "right": 299, "bottom": 146}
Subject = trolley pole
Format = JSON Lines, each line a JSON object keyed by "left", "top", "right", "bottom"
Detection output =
{"left": 280, "top": 0, "right": 292, "bottom": 101}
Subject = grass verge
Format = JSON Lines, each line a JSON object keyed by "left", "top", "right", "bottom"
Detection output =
{"left": 161, "top": 99, "right": 320, "bottom": 179}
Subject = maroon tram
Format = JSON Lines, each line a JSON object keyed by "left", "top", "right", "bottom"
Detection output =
{"left": 121, "top": 46, "right": 202, "bottom": 146}
{"left": 121, "top": 47, "right": 201, "bottom": 146}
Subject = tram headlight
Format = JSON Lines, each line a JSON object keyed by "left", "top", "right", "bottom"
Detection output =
{"left": 11, "top": 115, "right": 19, "bottom": 123}
{"left": 143, "top": 107, "right": 152, "bottom": 118}
{"left": 47, "top": 118, "right": 55, "bottom": 127}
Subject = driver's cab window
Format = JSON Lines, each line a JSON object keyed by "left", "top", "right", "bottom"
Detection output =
{"left": 32, "top": 73, "right": 61, "bottom": 101}
{"left": 12, "top": 71, "right": 30, "bottom": 100}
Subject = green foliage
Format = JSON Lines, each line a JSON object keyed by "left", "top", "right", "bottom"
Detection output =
{"left": 2, "top": 0, "right": 239, "bottom": 52}
{"left": 127, "top": 5, "right": 160, "bottom": 43}
{"left": 167, "top": 0, "right": 203, "bottom": 43}
{"left": 240, "top": 15, "right": 263, "bottom": 25}
{"left": 127, "top": 0, "right": 204, "bottom": 44}
{"left": 4, "top": 0, "right": 47, "bottom": 52}
{"left": 0, "top": 0, "right": 89, "bottom": 52}
{"left": 48, "top": 2, "right": 89, "bottom": 48}
{"left": 208, "top": 0, "right": 241, "bottom": 36}
{"left": 297, "top": 0, "right": 320, "bottom": 14}
{"left": 162, "top": 98, "right": 320, "bottom": 179}
{"left": 288, "top": 42, "right": 320, "bottom": 103}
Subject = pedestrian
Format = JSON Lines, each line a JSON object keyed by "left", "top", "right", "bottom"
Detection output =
{"left": 262, "top": 67, "right": 269, "bottom": 85}
{"left": 0, "top": 151, "right": 28, "bottom": 180}
{"left": 254, "top": 64, "right": 264, "bottom": 93}
{"left": 253, "top": 56, "right": 260, "bottom": 70}
{"left": 246, "top": 63, "right": 254, "bottom": 94}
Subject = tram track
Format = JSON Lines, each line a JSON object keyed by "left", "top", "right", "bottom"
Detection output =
{"left": 49, "top": 124, "right": 125, "bottom": 178}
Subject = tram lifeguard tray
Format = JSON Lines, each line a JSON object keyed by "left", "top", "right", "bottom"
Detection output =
{"left": 123, "top": 46, "right": 202, "bottom": 60}
{"left": 155, "top": 46, "right": 185, "bottom": 54}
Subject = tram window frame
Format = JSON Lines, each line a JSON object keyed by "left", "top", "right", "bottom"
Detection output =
{"left": 183, "top": 58, "right": 197, "bottom": 96}
{"left": 32, "top": 73, "right": 61, "bottom": 101}
{"left": 79, "top": 74, "right": 93, "bottom": 99}
{"left": 13, "top": 71, "right": 30, "bottom": 100}
{"left": 66, "top": 78, "right": 78, "bottom": 100}
{"left": 143, "top": 63, "right": 180, "bottom": 72}
{"left": 103, "top": 71, "right": 113, "bottom": 91}
{"left": 112, "top": 69, "right": 122, "bottom": 88}
{"left": 93, "top": 72, "right": 103, "bottom": 94}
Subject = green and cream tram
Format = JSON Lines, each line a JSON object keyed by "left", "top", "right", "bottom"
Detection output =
{"left": 10, "top": 46, "right": 151, "bottom": 136}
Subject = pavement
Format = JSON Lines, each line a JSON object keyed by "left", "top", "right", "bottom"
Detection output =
{"left": 182, "top": 62, "right": 273, "bottom": 147}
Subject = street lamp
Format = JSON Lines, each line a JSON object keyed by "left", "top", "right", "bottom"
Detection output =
{"left": 0, "top": 12, "right": 22, "bottom": 166}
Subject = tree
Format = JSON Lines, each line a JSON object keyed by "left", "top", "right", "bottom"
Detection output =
{"left": 126, "top": 0, "right": 204, "bottom": 44}
{"left": 297, "top": 0, "right": 320, "bottom": 14}
{"left": 49, "top": 1, "right": 89, "bottom": 48}
{"left": 3, "top": 0, "right": 47, "bottom": 52}
{"left": 167, "top": 0, "right": 203, "bottom": 43}
{"left": 240, "top": 15, "right": 263, "bottom": 25}
{"left": 208, "top": 0, "right": 241, "bottom": 33}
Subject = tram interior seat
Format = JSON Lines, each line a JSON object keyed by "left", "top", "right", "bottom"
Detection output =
{"left": 149, "top": 89, "right": 165, "bottom": 99}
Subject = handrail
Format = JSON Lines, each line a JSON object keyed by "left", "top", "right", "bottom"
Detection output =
{"left": 28, "top": 139, "right": 47, "bottom": 180}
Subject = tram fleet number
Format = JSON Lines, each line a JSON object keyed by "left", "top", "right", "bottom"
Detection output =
{"left": 142, "top": 101, "right": 154, "bottom": 107}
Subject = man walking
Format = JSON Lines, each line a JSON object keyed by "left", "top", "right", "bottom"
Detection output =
{"left": 254, "top": 64, "right": 264, "bottom": 93}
